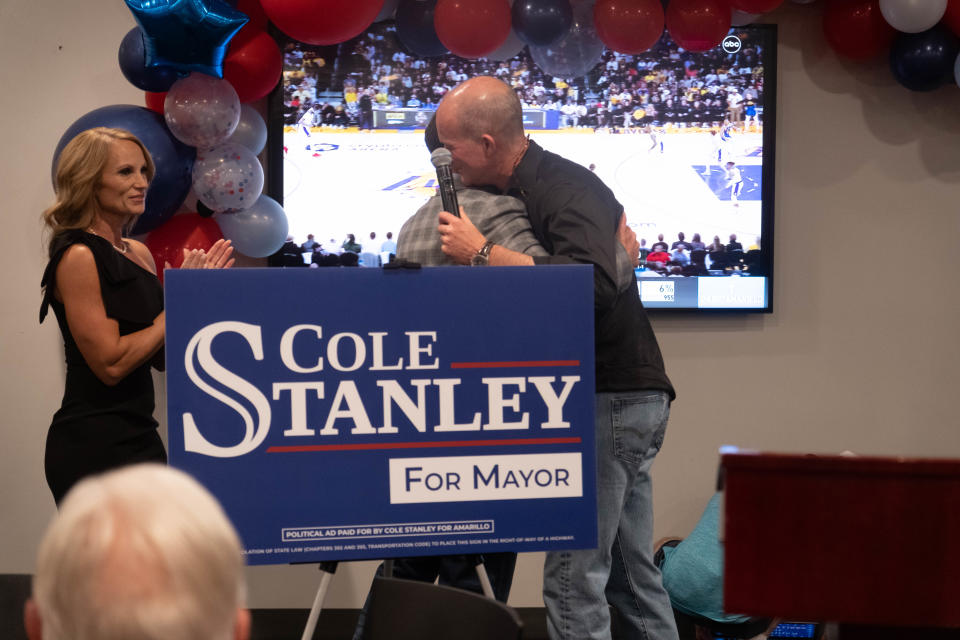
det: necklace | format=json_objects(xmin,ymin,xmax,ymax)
[
  {"xmin": 87, "ymin": 228, "xmax": 128, "ymax": 254},
  {"xmin": 511, "ymin": 135, "xmax": 530, "ymax": 174}
]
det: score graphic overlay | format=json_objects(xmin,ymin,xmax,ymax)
[{"xmin": 165, "ymin": 267, "xmax": 597, "ymax": 564}]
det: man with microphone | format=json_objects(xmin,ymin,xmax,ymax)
[
  {"xmin": 395, "ymin": 117, "xmax": 547, "ymax": 266},
  {"xmin": 349, "ymin": 118, "xmax": 550, "ymax": 640},
  {"xmin": 433, "ymin": 76, "xmax": 677, "ymax": 640}
]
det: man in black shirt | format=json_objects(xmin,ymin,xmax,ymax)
[{"xmin": 435, "ymin": 77, "xmax": 678, "ymax": 640}]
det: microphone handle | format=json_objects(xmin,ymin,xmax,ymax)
[{"xmin": 436, "ymin": 166, "xmax": 460, "ymax": 217}]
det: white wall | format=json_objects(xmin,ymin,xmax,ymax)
[{"xmin": 2, "ymin": 0, "xmax": 959, "ymax": 610}]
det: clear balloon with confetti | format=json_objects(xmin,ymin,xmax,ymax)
[{"xmin": 192, "ymin": 142, "xmax": 263, "ymax": 213}]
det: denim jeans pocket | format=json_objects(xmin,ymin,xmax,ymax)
[{"xmin": 610, "ymin": 391, "xmax": 670, "ymax": 467}]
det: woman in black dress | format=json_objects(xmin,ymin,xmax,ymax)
[{"xmin": 40, "ymin": 127, "xmax": 233, "ymax": 504}]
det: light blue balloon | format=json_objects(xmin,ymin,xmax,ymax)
[
  {"xmin": 214, "ymin": 194, "xmax": 288, "ymax": 257},
  {"xmin": 226, "ymin": 104, "xmax": 267, "ymax": 155}
]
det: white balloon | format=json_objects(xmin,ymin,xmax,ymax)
[
  {"xmin": 732, "ymin": 10, "xmax": 761, "ymax": 26},
  {"xmin": 226, "ymin": 105, "xmax": 267, "ymax": 155},
  {"xmin": 164, "ymin": 73, "xmax": 240, "ymax": 148},
  {"xmin": 879, "ymin": 0, "xmax": 947, "ymax": 34}
]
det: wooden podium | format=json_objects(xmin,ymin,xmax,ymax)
[{"xmin": 720, "ymin": 451, "xmax": 960, "ymax": 638}]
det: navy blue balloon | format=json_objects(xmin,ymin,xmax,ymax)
[
  {"xmin": 124, "ymin": 0, "xmax": 248, "ymax": 78},
  {"xmin": 118, "ymin": 27, "xmax": 180, "ymax": 92},
  {"xmin": 396, "ymin": 0, "xmax": 449, "ymax": 58},
  {"xmin": 513, "ymin": 0, "xmax": 573, "ymax": 47},
  {"xmin": 52, "ymin": 106, "xmax": 196, "ymax": 235},
  {"xmin": 889, "ymin": 25, "xmax": 960, "ymax": 92}
]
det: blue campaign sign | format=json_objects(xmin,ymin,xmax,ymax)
[{"xmin": 165, "ymin": 266, "xmax": 596, "ymax": 565}]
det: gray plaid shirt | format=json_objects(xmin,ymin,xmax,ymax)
[
  {"xmin": 397, "ymin": 180, "xmax": 548, "ymax": 265},
  {"xmin": 397, "ymin": 179, "xmax": 634, "ymax": 290}
]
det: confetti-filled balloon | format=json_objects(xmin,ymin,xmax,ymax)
[
  {"xmin": 164, "ymin": 73, "xmax": 241, "ymax": 148},
  {"xmin": 193, "ymin": 142, "xmax": 264, "ymax": 213}
]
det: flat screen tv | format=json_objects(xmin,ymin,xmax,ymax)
[{"xmin": 267, "ymin": 22, "xmax": 776, "ymax": 312}]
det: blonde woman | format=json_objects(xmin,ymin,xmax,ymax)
[{"xmin": 39, "ymin": 127, "xmax": 233, "ymax": 505}]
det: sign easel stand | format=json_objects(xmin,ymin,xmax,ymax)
[{"xmin": 300, "ymin": 556, "xmax": 495, "ymax": 640}]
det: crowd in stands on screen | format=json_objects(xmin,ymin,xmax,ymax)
[
  {"xmin": 269, "ymin": 231, "xmax": 396, "ymax": 268},
  {"xmin": 638, "ymin": 232, "xmax": 763, "ymax": 276},
  {"xmin": 281, "ymin": 26, "xmax": 763, "ymax": 132}
]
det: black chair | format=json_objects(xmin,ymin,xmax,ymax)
[
  {"xmin": 0, "ymin": 574, "xmax": 32, "ymax": 640},
  {"xmin": 361, "ymin": 576, "xmax": 523, "ymax": 640}
]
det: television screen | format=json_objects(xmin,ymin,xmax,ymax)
[{"xmin": 268, "ymin": 22, "xmax": 776, "ymax": 312}]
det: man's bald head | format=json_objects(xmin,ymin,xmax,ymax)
[
  {"xmin": 435, "ymin": 77, "xmax": 527, "ymax": 189},
  {"xmin": 438, "ymin": 76, "xmax": 525, "ymax": 145}
]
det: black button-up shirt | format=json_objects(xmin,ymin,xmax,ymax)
[{"xmin": 507, "ymin": 141, "xmax": 675, "ymax": 398}]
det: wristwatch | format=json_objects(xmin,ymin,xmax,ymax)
[{"xmin": 471, "ymin": 241, "xmax": 495, "ymax": 266}]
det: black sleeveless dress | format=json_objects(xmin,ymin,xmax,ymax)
[{"xmin": 40, "ymin": 230, "xmax": 166, "ymax": 504}]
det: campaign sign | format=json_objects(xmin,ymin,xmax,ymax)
[{"xmin": 165, "ymin": 266, "xmax": 596, "ymax": 565}]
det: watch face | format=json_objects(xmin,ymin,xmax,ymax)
[{"xmin": 470, "ymin": 254, "xmax": 487, "ymax": 266}]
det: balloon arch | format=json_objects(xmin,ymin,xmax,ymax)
[{"xmin": 58, "ymin": 0, "xmax": 960, "ymax": 264}]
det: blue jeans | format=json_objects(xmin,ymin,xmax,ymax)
[{"xmin": 544, "ymin": 390, "xmax": 678, "ymax": 640}]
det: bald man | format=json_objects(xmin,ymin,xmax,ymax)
[
  {"xmin": 435, "ymin": 77, "xmax": 678, "ymax": 640},
  {"xmin": 24, "ymin": 464, "xmax": 249, "ymax": 640}
]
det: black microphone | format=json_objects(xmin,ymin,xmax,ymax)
[{"xmin": 430, "ymin": 148, "xmax": 460, "ymax": 217}]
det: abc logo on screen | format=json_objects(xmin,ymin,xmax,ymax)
[{"xmin": 722, "ymin": 36, "xmax": 742, "ymax": 54}]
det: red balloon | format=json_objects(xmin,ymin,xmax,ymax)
[
  {"xmin": 224, "ymin": 30, "xmax": 283, "ymax": 103},
  {"xmin": 260, "ymin": 0, "xmax": 384, "ymax": 45},
  {"xmin": 144, "ymin": 214, "xmax": 223, "ymax": 283},
  {"xmin": 434, "ymin": 0, "xmax": 511, "ymax": 58},
  {"xmin": 943, "ymin": 0, "xmax": 960, "ymax": 37},
  {"xmin": 822, "ymin": 0, "xmax": 895, "ymax": 60},
  {"xmin": 594, "ymin": 0, "xmax": 664, "ymax": 54},
  {"xmin": 665, "ymin": 0, "xmax": 730, "ymax": 52},
  {"xmin": 145, "ymin": 91, "xmax": 166, "ymax": 114},
  {"xmin": 729, "ymin": 0, "xmax": 783, "ymax": 13},
  {"xmin": 232, "ymin": 0, "xmax": 270, "ymax": 47}
]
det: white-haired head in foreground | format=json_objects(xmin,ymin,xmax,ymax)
[{"xmin": 25, "ymin": 464, "xmax": 249, "ymax": 640}]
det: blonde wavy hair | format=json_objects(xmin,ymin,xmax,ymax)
[{"xmin": 43, "ymin": 127, "xmax": 155, "ymax": 249}]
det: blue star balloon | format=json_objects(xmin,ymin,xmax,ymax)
[{"xmin": 125, "ymin": 0, "xmax": 248, "ymax": 78}]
